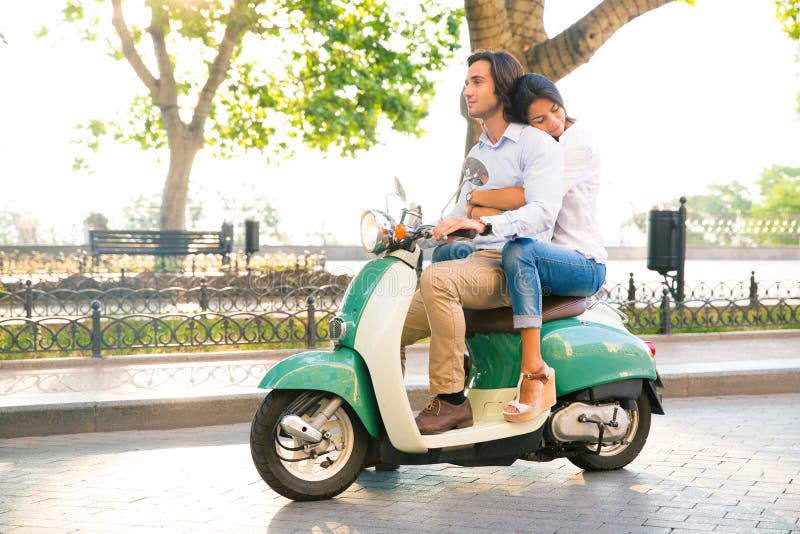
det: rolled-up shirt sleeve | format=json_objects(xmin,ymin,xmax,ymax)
[
  {"xmin": 482, "ymin": 132, "xmax": 563, "ymax": 239},
  {"xmin": 447, "ymin": 180, "xmax": 473, "ymax": 219}
]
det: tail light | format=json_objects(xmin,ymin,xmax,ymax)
[{"xmin": 644, "ymin": 341, "xmax": 656, "ymax": 361}]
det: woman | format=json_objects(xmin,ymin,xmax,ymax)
[{"xmin": 468, "ymin": 73, "xmax": 607, "ymax": 422}]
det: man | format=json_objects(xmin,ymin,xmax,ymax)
[{"xmin": 401, "ymin": 50, "xmax": 564, "ymax": 434}]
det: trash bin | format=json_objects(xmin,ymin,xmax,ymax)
[
  {"xmin": 245, "ymin": 217, "xmax": 260, "ymax": 255},
  {"xmin": 646, "ymin": 197, "xmax": 687, "ymax": 303},
  {"xmin": 647, "ymin": 209, "xmax": 681, "ymax": 276}
]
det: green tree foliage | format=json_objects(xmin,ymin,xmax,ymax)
[
  {"xmin": 630, "ymin": 166, "xmax": 800, "ymax": 246},
  {"xmin": 55, "ymin": 0, "xmax": 462, "ymax": 230},
  {"xmin": 755, "ymin": 165, "xmax": 800, "ymax": 219},
  {"xmin": 776, "ymin": 0, "xmax": 800, "ymax": 113},
  {"xmin": 0, "ymin": 208, "xmax": 21, "ymax": 245},
  {"xmin": 776, "ymin": 0, "xmax": 800, "ymax": 40},
  {"xmin": 122, "ymin": 193, "xmax": 161, "ymax": 229}
]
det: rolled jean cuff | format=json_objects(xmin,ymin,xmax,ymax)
[{"xmin": 513, "ymin": 314, "xmax": 542, "ymax": 329}]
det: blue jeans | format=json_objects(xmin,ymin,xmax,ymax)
[
  {"xmin": 502, "ymin": 238, "xmax": 606, "ymax": 329},
  {"xmin": 431, "ymin": 241, "xmax": 477, "ymax": 263}
]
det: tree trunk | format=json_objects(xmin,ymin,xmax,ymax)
[
  {"xmin": 159, "ymin": 136, "xmax": 201, "ymax": 230},
  {"xmin": 111, "ymin": 0, "xmax": 249, "ymax": 231}
]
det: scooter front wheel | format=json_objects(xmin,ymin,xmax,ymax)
[
  {"xmin": 250, "ymin": 389, "xmax": 367, "ymax": 501},
  {"xmin": 568, "ymin": 390, "xmax": 652, "ymax": 471}
]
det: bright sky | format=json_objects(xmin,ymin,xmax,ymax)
[{"xmin": 1, "ymin": 0, "xmax": 798, "ymax": 246}]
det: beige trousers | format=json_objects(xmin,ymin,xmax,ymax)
[{"xmin": 400, "ymin": 250, "xmax": 511, "ymax": 394}]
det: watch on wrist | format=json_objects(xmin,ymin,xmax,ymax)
[
  {"xmin": 466, "ymin": 191, "xmax": 474, "ymax": 204},
  {"xmin": 480, "ymin": 222, "xmax": 493, "ymax": 236}
]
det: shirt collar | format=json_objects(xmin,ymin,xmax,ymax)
[{"xmin": 478, "ymin": 122, "xmax": 524, "ymax": 148}]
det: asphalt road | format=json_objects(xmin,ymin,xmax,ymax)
[{"xmin": 1, "ymin": 394, "xmax": 798, "ymax": 533}]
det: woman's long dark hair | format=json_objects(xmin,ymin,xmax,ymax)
[{"xmin": 511, "ymin": 73, "xmax": 575, "ymax": 132}]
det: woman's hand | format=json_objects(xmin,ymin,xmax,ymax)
[
  {"xmin": 469, "ymin": 206, "xmax": 502, "ymax": 220},
  {"xmin": 469, "ymin": 187, "xmax": 525, "ymax": 211},
  {"xmin": 432, "ymin": 216, "xmax": 486, "ymax": 240}
]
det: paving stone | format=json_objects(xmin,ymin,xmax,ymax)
[{"xmin": 1, "ymin": 395, "xmax": 800, "ymax": 532}]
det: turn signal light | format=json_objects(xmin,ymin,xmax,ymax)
[{"xmin": 394, "ymin": 224, "xmax": 406, "ymax": 239}]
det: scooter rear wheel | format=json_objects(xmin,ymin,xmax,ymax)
[
  {"xmin": 250, "ymin": 389, "xmax": 367, "ymax": 501},
  {"xmin": 568, "ymin": 391, "xmax": 652, "ymax": 471}
]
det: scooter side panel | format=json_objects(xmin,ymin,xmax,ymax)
[
  {"xmin": 257, "ymin": 348, "xmax": 381, "ymax": 437},
  {"xmin": 466, "ymin": 318, "xmax": 657, "ymax": 396},
  {"xmin": 336, "ymin": 257, "xmax": 399, "ymax": 348}
]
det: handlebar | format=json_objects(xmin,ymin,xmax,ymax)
[
  {"xmin": 449, "ymin": 229, "xmax": 477, "ymax": 239},
  {"xmin": 408, "ymin": 225, "xmax": 477, "ymax": 242}
]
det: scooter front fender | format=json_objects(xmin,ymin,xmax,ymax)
[{"xmin": 257, "ymin": 347, "xmax": 381, "ymax": 437}]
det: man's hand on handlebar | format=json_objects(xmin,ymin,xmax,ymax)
[{"xmin": 432, "ymin": 216, "xmax": 485, "ymax": 241}]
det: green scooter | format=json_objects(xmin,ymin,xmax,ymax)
[{"xmin": 250, "ymin": 207, "xmax": 663, "ymax": 501}]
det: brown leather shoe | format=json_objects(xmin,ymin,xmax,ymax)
[{"xmin": 415, "ymin": 397, "xmax": 473, "ymax": 435}]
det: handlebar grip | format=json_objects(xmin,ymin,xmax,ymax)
[{"xmin": 449, "ymin": 229, "xmax": 477, "ymax": 239}]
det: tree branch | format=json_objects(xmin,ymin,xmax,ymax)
[
  {"xmin": 146, "ymin": 2, "xmax": 182, "ymax": 136},
  {"xmin": 110, "ymin": 0, "xmax": 157, "ymax": 94},
  {"xmin": 526, "ymin": 0, "xmax": 674, "ymax": 81},
  {"xmin": 188, "ymin": 0, "xmax": 249, "ymax": 138}
]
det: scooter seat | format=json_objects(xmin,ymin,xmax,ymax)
[{"xmin": 464, "ymin": 296, "xmax": 586, "ymax": 334}]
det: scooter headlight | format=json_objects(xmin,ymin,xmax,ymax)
[{"xmin": 360, "ymin": 209, "xmax": 395, "ymax": 254}]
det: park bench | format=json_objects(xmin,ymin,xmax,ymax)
[{"xmin": 89, "ymin": 222, "xmax": 233, "ymax": 263}]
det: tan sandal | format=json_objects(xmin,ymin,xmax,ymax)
[{"xmin": 502, "ymin": 366, "xmax": 556, "ymax": 423}]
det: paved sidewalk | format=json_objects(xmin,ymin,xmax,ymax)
[
  {"xmin": 1, "ymin": 330, "xmax": 798, "ymax": 438},
  {"xmin": 1, "ymin": 394, "xmax": 799, "ymax": 532}
]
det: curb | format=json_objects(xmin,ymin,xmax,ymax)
[
  {"xmin": 0, "ymin": 394, "xmax": 267, "ymax": 439},
  {"xmin": 3, "ymin": 365, "xmax": 799, "ymax": 439}
]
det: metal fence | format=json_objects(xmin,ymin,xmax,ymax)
[
  {"xmin": 600, "ymin": 273, "xmax": 800, "ymax": 334},
  {"xmin": 0, "ymin": 297, "xmax": 334, "ymax": 357},
  {"xmin": 0, "ymin": 279, "xmax": 349, "ymax": 318},
  {"xmin": 1, "ymin": 272, "xmax": 798, "ymax": 357}
]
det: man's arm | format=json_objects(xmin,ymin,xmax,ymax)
[{"xmin": 479, "ymin": 131, "xmax": 564, "ymax": 238}]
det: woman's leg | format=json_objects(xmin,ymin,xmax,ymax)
[
  {"xmin": 501, "ymin": 239, "xmax": 552, "ymax": 415},
  {"xmin": 501, "ymin": 239, "xmax": 607, "ymax": 415},
  {"xmin": 525, "ymin": 240, "xmax": 607, "ymax": 298}
]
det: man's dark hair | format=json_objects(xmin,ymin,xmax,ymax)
[
  {"xmin": 467, "ymin": 50, "xmax": 524, "ymax": 123},
  {"xmin": 511, "ymin": 73, "xmax": 574, "ymax": 129}
]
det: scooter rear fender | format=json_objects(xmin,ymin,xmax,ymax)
[
  {"xmin": 466, "ymin": 318, "xmax": 658, "ymax": 396},
  {"xmin": 257, "ymin": 347, "xmax": 381, "ymax": 437}
]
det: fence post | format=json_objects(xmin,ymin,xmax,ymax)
[
  {"xmin": 120, "ymin": 268, "xmax": 126, "ymax": 286},
  {"xmin": 91, "ymin": 300, "xmax": 102, "ymax": 358},
  {"xmin": 199, "ymin": 277, "xmax": 209, "ymax": 312},
  {"xmin": 306, "ymin": 295, "xmax": 316, "ymax": 348},
  {"xmin": 627, "ymin": 273, "xmax": 636, "ymax": 303},
  {"xmin": 660, "ymin": 288, "xmax": 671, "ymax": 335},
  {"xmin": 749, "ymin": 271, "xmax": 758, "ymax": 307},
  {"xmin": 25, "ymin": 280, "xmax": 33, "ymax": 319}
]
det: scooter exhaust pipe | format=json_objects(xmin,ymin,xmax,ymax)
[{"xmin": 280, "ymin": 415, "xmax": 323, "ymax": 443}]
